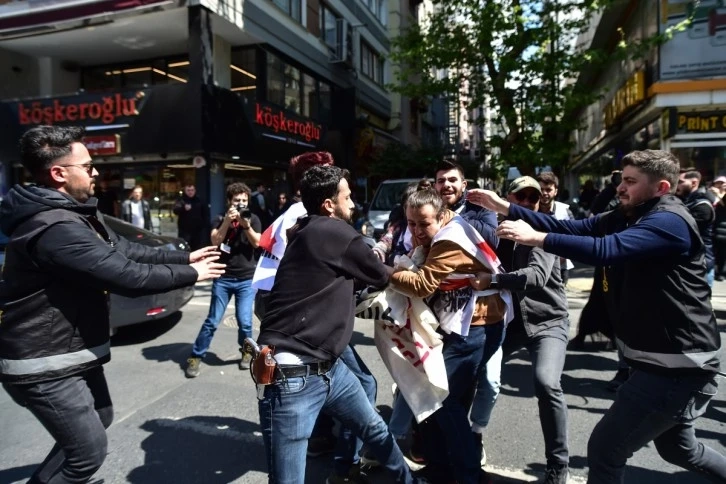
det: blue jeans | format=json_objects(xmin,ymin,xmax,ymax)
[
  {"xmin": 258, "ymin": 359, "xmax": 414, "ymax": 484},
  {"xmin": 587, "ymin": 370, "xmax": 726, "ymax": 483},
  {"xmin": 333, "ymin": 345, "xmax": 377, "ymax": 474},
  {"xmin": 389, "ymin": 390, "xmax": 414, "ymax": 440},
  {"xmin": 3, "ymin": 366, "xmax": 113, "ymax": 484},
  {"xmin": 470, "ymin": 345, "xmax": 503, "ymax": 433},
  {"xmin": 423, "ymin": 323, "xmax": 505, "ymax": 484},
  {"xmin": 191, "ymin": 276, "xmax": 255, "ymax": 356}
]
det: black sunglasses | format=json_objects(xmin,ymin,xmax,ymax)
[
  {"xmin": 58, "ymin": 162, "xmax": 95, "ymax": 175},
  {"xmin": 514, "ymin": 191, "xmax": 540, "ymax": 204}
]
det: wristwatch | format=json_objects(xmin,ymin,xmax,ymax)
[{"xmin": 489, "ymin": 274, "xmax": 498, "ymax": 289}]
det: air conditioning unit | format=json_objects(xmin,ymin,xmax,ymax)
[{"xmin": 329, "ymin": 19, "xmax": 351, "ymax": 64}]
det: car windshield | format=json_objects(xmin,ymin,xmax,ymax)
[{"xmin": 371, "ymin": 183, "xmax": 409, "ymax": 211}]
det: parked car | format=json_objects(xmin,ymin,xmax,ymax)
[
  {"xmin": 368, "ymin": 178, "xmax": 425, "ymax": 239},
  {"xmin": 0, "ymin": 216, "xmax": 194, "ymax": 336}
]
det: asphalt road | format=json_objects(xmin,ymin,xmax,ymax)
[{"xmin": 1, "ymin": 266, "xmax": 725, "ymax": 484}]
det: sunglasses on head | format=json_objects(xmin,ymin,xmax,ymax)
[{"xmin": 514, "ymin": 191, "xmax": 540, "ymax": 204}]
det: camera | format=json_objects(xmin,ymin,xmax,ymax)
[{"xmin": 236, "ymin": 204, "xmax": 252, "ymax": 219}]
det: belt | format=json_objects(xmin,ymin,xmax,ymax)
[{"xmin": 275, "ymin": 361, "xmax": 333, "ymax": 379}]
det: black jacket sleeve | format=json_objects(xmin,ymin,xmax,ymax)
[
  {"xmin": 111, "ymin": 230, "xmax": 190, "ymax": 265},
  {"xmin": 340, "ymin": 235, "xmax": 393, "ymax": 289},
  {"xmin": 32, "ymin": 221, "xmax": 198, "ymax": 297}
]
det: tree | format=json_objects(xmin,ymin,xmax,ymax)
[{"xmin": 389, "ymin": 0, "xmax": 692, "ymax": 177}]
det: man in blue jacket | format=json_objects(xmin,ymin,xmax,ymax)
[
  {"xmin": 467, "ymin": 150, "xmax": 726, "ymax": 483},
  {"xmin": 0, "ymin": 125, "xmax": 225, "ymax": 484}
]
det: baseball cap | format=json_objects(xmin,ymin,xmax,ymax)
[
  {"xmin": 508, "ymin": 176, "xmax": 542, "ymax": 194},
  {"xmin": 714, "ymin": 176, "xmax": 726, "ymax": 184}
]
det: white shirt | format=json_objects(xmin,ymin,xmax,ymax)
[{"xmin": 129, "ymin": 200, "xmax": 144, "ymax": 229}]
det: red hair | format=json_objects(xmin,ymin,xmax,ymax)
[{"xmin": 289, "ymin": 151, "xmax": 334, "ymax": 187}]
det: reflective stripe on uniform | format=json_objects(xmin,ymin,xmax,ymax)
[
  {"xmin": 619, "ymin": 339, "xmax": 722, "ymax": 369},
  {"xmin": 0, "ymin": 343, "xmax": 110, "ymax": 376}
]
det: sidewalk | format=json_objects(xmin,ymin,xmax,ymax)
[{"xmin": 564, "ymin": 263, "xmax": 726, "ymax": 315}]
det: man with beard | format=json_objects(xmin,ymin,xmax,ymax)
[
  {"xmin": 434, "ymin": 159, "xmax": 498, "ymax": 247},
  {"xmin": 256, "ymin": 165, "xmax": 416, "ymax": 484},
  {"xmin": 467, "ymin": 150, "xmax": 726, "ymax": 483},
  {"xmin": 676, "ymin": 169, "xmax": 715, "ymax": 287},
  {"xmin": 0, "ymin": 125, "xmax": 225, "ymax": 484},
  {"xmin": 536, "ymin": 172, "xmax": 574, "ymax": 285}
]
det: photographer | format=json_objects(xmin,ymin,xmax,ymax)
[{"xmin": 185, "ymin": 183, "xmax": 261, "ymax": 378}]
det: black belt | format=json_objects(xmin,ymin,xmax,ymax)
[{"xmin": 276, "ymin": 361, "xmax": 333, "ymax": 379}]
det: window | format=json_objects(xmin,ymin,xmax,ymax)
[
  {"xmin": 320, "ymin": 4, "xmax": 341, "ymax": 52},
  {"xmin": 319, "ymin": 81, "xmax": 331, "ymax": 123},
  {"xmin": 272, "ymin": 0, "xmax": 302, "ymax": 23},
  {"xmin": 361, "ymin": 0, "xmax": 385, "ymax": 24},
  {"xmin": 284, "ymin": 65, "xmax": 302, "ymax": 114},
  {"xmin": 267, "ymin": 53, "xmax": 286, "ymax": 106},
  {"xmin": 303, "ymin": 73, "xmax": 318, "ymax": 118},
  {"xmin": 82, "ymin": 57, "xmax": 189, "ymax": 91},
  {"xmin": 231, "ymin": 48, "xmax": 257, "ymax": 103},
  {"xmin": 360, "ymin": 42, "xmax": 384, "ymax": 85}
]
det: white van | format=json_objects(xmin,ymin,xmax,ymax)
[{"xmin": 368, "ymin": 178, "xmax": 425, "ymax": 238}]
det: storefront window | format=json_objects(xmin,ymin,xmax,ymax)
[
  {"xmin": 94, "ymin": 163, "xmax": 197, "ymax": 235},
  {"xmin": 231, "ymin": 48, "xmax": 257, "ymax": 103},
  {"xmin": 267, "ymin": 54, "xmax": 285, "ymax": 107},
  {"xmin": 284, "ymin": 66, "xmax": 301, "ymax": 114},
  {"xmin": 82, "ymin": 57, "xmax": 189, "ymax": 91},
  {"xmin": 303, "ymin": 74, "xmax": 318, "ymax": 118},
  {"xmin": 671, "ymin": 146, "xmax": 726, "ymax": 182}
]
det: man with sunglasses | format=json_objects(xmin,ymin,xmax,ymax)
[
  {"xmin": 0, "ymin": 125, "xmax": 225, "ymax": 484},
  {"xmin": 469, "ymin": 176, "xmax": 571, "ymax": 484}
]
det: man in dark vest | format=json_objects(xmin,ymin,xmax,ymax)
[
  {"xmin": 467, "ymin": 150, "xmax": 726, "ymax": 483},
  {"xmin": 0, "ymin": 125, "xmax": 225, "ymax": 484}
]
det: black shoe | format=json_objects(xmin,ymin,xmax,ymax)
[
  {"xmin": 542, "ymin": 464, "xmax": 568, "ymax": 484},
  {"xmin": 307, "ymin": 436, "xmax": 336, "ymax": 457},
  {"xmin": 716, "ymin": 275, "xmax": 724, "ymax": 282},
  {"xmin": 607, "ymin": 368, "xmax": 630, "ymax": 392}
]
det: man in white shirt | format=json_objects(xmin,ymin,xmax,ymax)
[{"xmin": 121, "ymin": 185, "xmax": 152, "ymax": 231}]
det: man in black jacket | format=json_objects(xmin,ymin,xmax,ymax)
[
  {"xmin": 256, "ymin": 165, "xmax": 416, "ymax": 484},
  {"xmin": 173, "ymin": 183, "xmax": 208, "ymax": 250},
  {"xmin": 677, "ymin": 169, "xmax": 716, "ymax": 287},
  {"xmin": 0, "ymin": 125, "xmax": 225, "ymax": 484}
]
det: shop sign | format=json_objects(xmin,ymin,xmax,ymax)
[
  {"xmin": 83, "ymin": 135, "xmax": 120, "ymax": 156},
  {"xmin": 13, "ymin": 90, "xmax": 147, "ymax": 127},
  {"xmin": 604, "ymin": 71, "xmax": 646, "ymax": 129},
  {"xmin": 253, "ymin": 102, "xmax": 323, "ymax": 144},
  {"xmin": 663, "ymin": 108, "xmax": 726, "ymax": 138}
]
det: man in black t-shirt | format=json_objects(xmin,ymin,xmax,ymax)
[{"xmin": 185, "ymin": 182, "xmax": 261, "ymax": 378}]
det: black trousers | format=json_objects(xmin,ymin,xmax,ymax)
[{"xmin": 3, "ymin": 366, "xmax": 114, "ymax": 484}]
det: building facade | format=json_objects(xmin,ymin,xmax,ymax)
[
  {"xmin": 0, "ymin": 0, "xmax": 393, "ymax": 227},
  {"xmin": 569, "ymin": 0, "xmax": 726, "ymax": 194}
]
